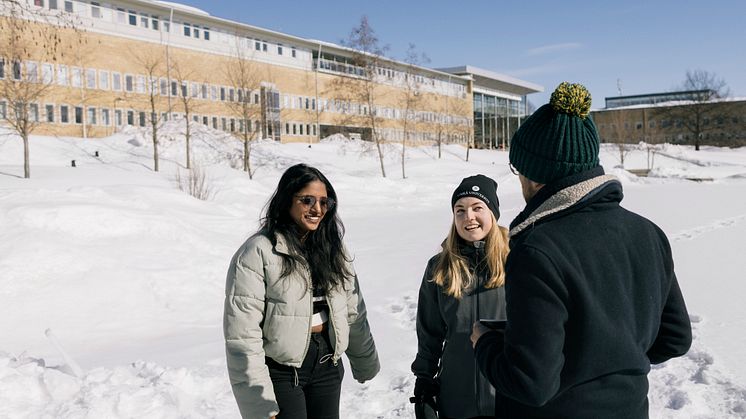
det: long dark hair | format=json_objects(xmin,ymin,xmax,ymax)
[{"xmin": 261, "ymin": 163, "xmax": 352, "ymax": 291}]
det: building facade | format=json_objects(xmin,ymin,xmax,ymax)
[
  {"xmin": 592, "ymin": 92, "xmax": 746, "ymax": 148},
  {"xmin": 1, "ymin": 0, "xmax": 542, "ymax": 145}
]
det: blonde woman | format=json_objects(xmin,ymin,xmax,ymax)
[{"xmin": 411, "ymin": 174, "xmax": 509, "ymax": 419}]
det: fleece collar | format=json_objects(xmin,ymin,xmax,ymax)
[{"xmin": 509, "ymin": 174, "xmax": 620, "ymax": 238}]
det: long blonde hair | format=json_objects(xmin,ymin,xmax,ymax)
[{"xmin": 432, "ymin": 212, "xmax": 510, "ymax": 298}]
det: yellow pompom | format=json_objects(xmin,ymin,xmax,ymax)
[{"xmin": 549, "ymin": 82, "xmax": 592, "ymax": 118}]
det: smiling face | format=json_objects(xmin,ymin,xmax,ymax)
[
  {"xmin": 453, "ymin": 196, "xmax": 494, "ymax": 243},
  {"xmin": 289, "ymin": 180, "xmax": 329, "ymax": 235}
]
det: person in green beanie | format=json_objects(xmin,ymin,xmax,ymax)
[{"xmin": 470, "ymin": 82, "xmax": 692, "ymax": 418}]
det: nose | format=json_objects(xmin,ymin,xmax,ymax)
[{"xmin": 310, "ymin": 199, "xmax": 323, "ymax": 214}]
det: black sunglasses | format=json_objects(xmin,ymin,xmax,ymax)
[{"xmin": 295, "ymin": 195, "xmax": 336, "ymax": 210}]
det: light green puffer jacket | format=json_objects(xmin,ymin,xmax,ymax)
[{"xmin": 224, "ymin": 232, "xmax": 380, "ymax": 419}]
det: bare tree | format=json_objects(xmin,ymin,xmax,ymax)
[
  {"xmin": 130, "ymin": 45, "xmax": 168, "ymax": 172},
  {"xmin": 330, "ymin": 15, "xmax": 390, "ymax": 177},
  {"xmin": 0, "ymin": 1, "xmax": 78, "ymax": 178},
  {"xmin": 654, "ymin": 69, "xmax": 730, "ymax": 151},
  {"xmin": 224, "ymin": 35, "xmax": 263, "ymax": 178},
  {"xmin": 399, "ymin": 44, "xmax": 428, "ymax": 179},
  {"xmin": 606, "ymin": 109, "xmax": 634, "ymax": 167},
  {"xmin": 171, "ymin": 58, "xmax": 202, "ymax": 169}
]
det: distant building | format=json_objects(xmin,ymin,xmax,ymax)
[
  {"xmin": 592, "ymin": 91, "xmax": 746, "ymax": 147},
  {"xmin": 0, "ymin": 0, "xmax": 542, "ymax": 144}
]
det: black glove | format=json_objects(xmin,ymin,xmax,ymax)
[{"xmin": 410, "ymin": 378, "xmax": 439, "ymax": 419}]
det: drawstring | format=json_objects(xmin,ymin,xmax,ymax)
[
  {"xmin": 293, "ymin": 367, "xmax": 299, "ymax": 387},
  {"xmin": 319, "ymin": 353, "xmax": 333, "ymax": 364}
]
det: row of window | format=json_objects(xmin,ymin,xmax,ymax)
[
  {"xmin": 34, "ymin": 0, "xmax": 307, "ymax": 62},
  {"xmin": 599, "ymin": 115, "xmax": 745, "ymax": 131}
]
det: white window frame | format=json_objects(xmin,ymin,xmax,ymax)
[
  {"xmin": 41, "ymin": 63, "xmax": 53, "ymax": 84},
  {"xmin": 59, "ymin": 104, "xmax": 69, "ymax": 123},
  {"xmin": 71, "ymin": 67, "xmax": 83, "ymax": 88},
  {"xmin": 26, "ymin": 61, "xmax": 39, "ymax": 83},
  {"xmin": 85, "ymin": 68, "xmax": 96, "ymax": 89},
  {"xmin": 0, "ymin": 101, "xmax": 7, "ymax": 120},
  {"xmin": 98, "ymin": 70, "xmax": 109, "ymax": 90},
  {"xmin": 91, "ymin": 1, "xmax": 101, "ymax": 18},
  {"xmin": 112, "ymin": 72, "xmax": 122, "ymax": 91},
  {"xmin": 87, "ymin": 106, "xmax": 97, "ymax": 125},
  {"xmin": 45, "ymin": 103, "xmax": 55, "ymax": 122},
  {"xmin": 136, "ymin": 75, "xmax": 145, "ymax": 94},
  {"xmin": 101, "ymin": 108, "xmax": 110, "ymax": 126},
  {"xmin": 124, "ymin": 74, "xmax": 134, "ymax": 92}
]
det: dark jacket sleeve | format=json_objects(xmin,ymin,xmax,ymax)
[
  {"xmin": 411, "ymin": 257, "xmax": 447, "ymax": 382},
  {"xmin": 475, "ymin": 244, "xmax": 567, "ymax": 407},
  {"xmin": 647, "ymin": 272, "xmax": 692, "ymax": 363}
]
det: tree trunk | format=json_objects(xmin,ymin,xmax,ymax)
[
  {"xmin": 22, "ymin": 132, "xmax": 30, "ymax": 179},
  {"xmin": 185, "ymin": 120, "xmax": 191, "ymax": 169},
  {"xmin": 244, "ymin": 135, "xmax": 253, "ymax": 179},
  {"xmin": 437, "ymin": 131, "xmax": 442, "ymax": 159},
  {"xmin": 152, "ymin": 130, "xmax": 159, "ymax": 172},
  {"xmin": 466, "ymin": 138, "xmax": 471, "ymax": 162},
  {"xmin": 401, "ymin": 132, "xmax": 406, "ymax": 179}
]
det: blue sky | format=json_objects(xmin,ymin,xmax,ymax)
[{"xmin": 176, "ymin": 0, "xmax": 746, "ymax": 109}]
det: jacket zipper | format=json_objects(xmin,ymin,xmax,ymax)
[{"xmin": 298, "ymin": 265, "xmax": 314, "ymax": 366}]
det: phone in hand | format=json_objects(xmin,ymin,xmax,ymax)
[{"xmin": 479, "ymin": 319, "xmax": 507, "ymax": 331}]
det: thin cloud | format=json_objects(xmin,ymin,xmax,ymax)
[
  {"xmin": 507, "ymin": 63, "xmax": 570, "ymax": 77},
  {"xmin": 525, "ymin": 43, "xmax": 582, "ymax": 57}
]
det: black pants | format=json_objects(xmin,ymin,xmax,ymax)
[{"xmin": 267, "ymin": 332, "xmax": 344, "ymax": 419}]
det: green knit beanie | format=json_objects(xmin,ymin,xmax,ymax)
[{"xmin": 509, "ymin": 82, "xmax": 600, "ymax": 184}]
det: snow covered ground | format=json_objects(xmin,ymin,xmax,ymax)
[{"xmin": 1, "ymin": 123, "xmax": 745, "ymax": 418}]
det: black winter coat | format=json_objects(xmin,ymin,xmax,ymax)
[
  {"xmin": 475, "ymin": 167, "xmax": 692, "ymax": 419},
  {"xmin": 412, "ymin": 241, "xmax": 506, "ymax": 418}
]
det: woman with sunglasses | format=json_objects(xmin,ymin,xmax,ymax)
[
  {"xmin": 224, "ymin": 163, "xmax": 380, "ymax": 419},
  {"xmin": 411, "ymin": 174, "xmax": 509, "ymax": 419}
]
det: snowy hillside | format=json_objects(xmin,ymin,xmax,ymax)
[{"xmin": 1, "ymin": 123, "xmax": 745, "ymax": 418}]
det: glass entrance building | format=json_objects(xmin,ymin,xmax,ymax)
[{"xmin": 440, "ymin": 66, "xmax": 543, "ymax": 149}]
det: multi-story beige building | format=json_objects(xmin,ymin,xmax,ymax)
[
  {"xmin": 592, "ymin": 91, "xmax": 746, "ymax": 148},
  {"xmin": 1, "ymin": 0, "xmax": 541, "ymax": 145}
]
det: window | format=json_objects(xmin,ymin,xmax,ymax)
[
  {"xmin": 42, "ymin": 63, "xmax": 53, "ymax": 84},
  {"xmin": 125, "ymin": 75, "xmax": 134, "ymax": 92},
  {"xmin": 91, "ymin": 2, "xmax": 101, "ymax": 18},
  {"xmin": 64, "ymin": 1, "xmax": 73, "ymax": 13},
  {"xmin": 99, "ymin": 70, "xmax": 109, "ymax": 90},
  {"xmin": 140, "ymin": 14, "xmax": 149, "ymax": 29},
  {"xmin": 101, "ymin": 108, "xmax": 110, "ymax": 126},
  {"xmin": 116, "ymin": 8, "xmax": 126, "ymax": 24},
  {"xmin": 278, "ymin": 45, "xmax": 283, "ymax": 55},
  {"xmin": 180, "ymin": 82, "xmax": 187, "ymax": 97},
  {"xmin": 220, "ymin": 87, "xmax": 225, "ymax": 101},
  {"xmin": 255, "ymin": 41, "xmax": 260, "ymax": 51},
  {"xmin": 139, "ymin": 111, "xmax": 145, "ymax": 127},
  {"xmin": 12, "ymin": 60, "xmax": 22, "ymax": 80},
  {"xmin": 87, "ymin": 107, "xmax": 97, "ymax": 125},
  {"xmin": 171, "ymin": 81, "xmax": 177, "ymax": 96},
  {"xmin": 136, "ymin": 75, "xmax": 145, "ymax": 94},
  {"xmin": 112, "ymin": 72, "xmax": 121, "ymax": 91},
  {"xmin": 128, "ymin": 10, "xmax": 137, "ymax": 26},
  {"xmin": 210, "ymin": 86, "xmax": 217, "ymax": 101},
  {"xmin": 0, "ymin": 58, "xmax": 5, "ymax": 79},
  {"xmin": 229, "ymin": 88, "xmax": 234, "ymax": 102},
  {"xmin": 202, "ymin": 116, "xmax": 208, "ymax": 125},
  {"xmin": 291, "ymin": 47, "xmax": 296, "ymax": 58},
  {"xmin": 193, "ymin": 25, "xmax": 200, "ymax": 39},
  {"xmin": 34, "ymin": 0, "xmax": 44, "ymax": 6},
  {"xmin": 201, "ymin": 84, "xmax": 208, "ymax": 99},
  {"xmin": 115, "ymin": 109, "xmax": 122, "ymax": 125},
  {"xmin": 60, "ymin": 105, "xmax": 69, "ymax": 123},
  {"xmin": 127, "ymin": 110, "xmax": 134, "ymax": 125},
  {"xmin": 71, "ymin": 67, "xmax": 82, "ymax": 87},
  {"xmin": 0, "ymin": 101, "xmax": 6, "ymax": 120},
  {"xmin": 263, "ymin": 42, "xmax": 267, "ymax": 52},
  {"xmin": 45, "ymin": 104, "xmax": 54, "ymax": 122},
  {"xmin": 163, "ymin": 21, "xmax": 170, "ymax": 32},
  {"xmin": 86, "ymin": 69, "xmax": 96, "ymax": 89},
  {"xmin": 27, "ymin": 62, "xmax": 39, "ymax": 82},
  {"xmin": 160, "ymin": 79, "xmax": 168, "ymax": 96},
  {"xmin": 212, "ymin": 117, "xmax": 217, "ymax": 129},
  {"xmin": 74, "ymin": 106, "xmax": 83, "ymax": 124},
  {"xmin": 183, "ymin": 23, "xmax": 191, "ymax": 37},
  {"xmin": 28, "ymin": 103, "xmax": 38, "ymax": 122},
  {"xmin": 48, "ymin": 0, "xmax": 58, "ymax": 10},
  {"xmin": 151, "ymin": 16, "xmax": 159, "ymax": 31},
  {"xmin": 203, "ymin": 28, "xmax": 210, "ymax": 40},
  {"xmin": 191, "ymin": 82, "xmax": 198, "ymax": 98}
]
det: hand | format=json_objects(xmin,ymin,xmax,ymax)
[
  {"xmin": 411, "ymin": 378, "xmax": 439, "ymax": 419},
  {"xmin": 471, "ymin": 321, "xmax": 491, "ymax": 348}
]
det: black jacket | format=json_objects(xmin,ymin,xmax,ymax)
[
  {"xmin": 475, "ymin": 167, "xmax": 692, "ymax": 419},
  {"xmin": 412, "ymin": 241, "xmax": 506, "ymax": 418}
]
